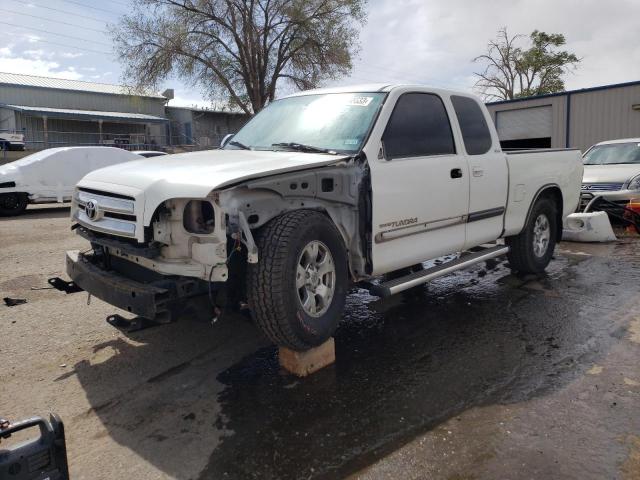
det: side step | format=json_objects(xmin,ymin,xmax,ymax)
[{"xmin": 369, "ymin": 245, "xmax": 510, "ymax": 297}]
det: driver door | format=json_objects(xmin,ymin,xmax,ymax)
[{"xmin": 367, "ymin": 91, "xmax": 469, "ymax": 275}]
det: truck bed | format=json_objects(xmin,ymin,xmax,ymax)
[{"xmin": 503, "ymin": 149, "xmax": 583, "ymax": 237}]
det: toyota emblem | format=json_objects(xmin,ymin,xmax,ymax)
[{"xmin": 85, "ymin": 200, "xmax": 98, "ymax": 220}]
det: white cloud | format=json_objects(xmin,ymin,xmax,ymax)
[
  {"xmin": 59, "ymin": 52, "xmax": 84, "ymax": 59},
  {"xmin": 0, "ymin": 56, "xmax": 84, "ymax": 80},
  {"xmin": 337, "ymin": 0, "xmax": 640, "ymax": 93}
]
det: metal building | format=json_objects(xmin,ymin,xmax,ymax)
[
  {"xmin": 166, "ymin": 106, "xmax": 250, "ymax": 148},
  {"xmin": 0, "ymin": 72, "xmax": 170, "ymax": 150},
  {"xmin": 485, "ymin": 80, "xmax": 640, "ymax": 152}
]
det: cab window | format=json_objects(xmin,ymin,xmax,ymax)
[
  {"xmin": 382, "ymin": 93, "xmax": 456, "ymax": 159},
  {"xmin": 451, "ymin": 95, "xmax": 492, "ymax": 155}
]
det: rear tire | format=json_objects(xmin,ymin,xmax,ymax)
[
  {"xmin": 0, "ymin": 192, "xmax": 28, "ymax": 216},
  {"xmin": 247, "ymin": 210, "xmax": 348, "ymax": 351},
  {"xmin": 506, "ymin": 196, "xmax": 558, "ymax": 273}
]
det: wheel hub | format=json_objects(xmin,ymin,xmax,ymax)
[
  {"xmin": 296, "ymin": 240, "xmax": 335, "ymax": 317},
  {"xmin": 533, "ymin": 213, "xmax": 551, "ymax": 258}
]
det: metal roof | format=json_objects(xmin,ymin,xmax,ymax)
[
  {"xmin": 1, "ymin": 104, "xmax": 169, "ymax": 123},
  {"xmin": 0, "ymin": 72, "xmax": 166, "ymax": 99},
  {"xmin": 486, "ymin": 79, "xmax": 640, "ymax": 106}
]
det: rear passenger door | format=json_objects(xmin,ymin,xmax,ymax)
[
  {"xmin": 368, "ymin": 91, "xmax": 470, "ymax": 275},
  {"xmin": 450, "ymin": 95, "xmax": 509, "ymax": 248}
]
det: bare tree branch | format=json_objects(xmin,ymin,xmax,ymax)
[{"xmin": 110, "ymin": 0, "xmax": 367, "ymax": 113}]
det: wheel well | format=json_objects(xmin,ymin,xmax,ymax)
[{"xmin": 537, "ymin": 186, "xmax": 564, "ymax": 242}]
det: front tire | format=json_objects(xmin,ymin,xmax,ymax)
[
  {"xmin": 0, "ymin": 192, "xmax": 28, "ymax": 216},
  {"xmin": 506, "ymin": 196, "xmax": 558, "ymax": 273},
  {"xmin": 247, "ymin": 210, "xmax": 348, "ymax": 351}
]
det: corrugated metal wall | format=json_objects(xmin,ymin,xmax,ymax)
[
  {"xmin": 569, "ymin": 84, "xmax": 640, "ymax": 151},
  {"xmin": 487, "ymin": 83, "xmax": 640, "ymax": 152},
  {"xmin": 0, "ymin": 85, "xmax": 166, "ymax": 116}
]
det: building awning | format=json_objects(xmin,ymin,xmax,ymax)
[{"xmin": 0, "ymin": 104, "xmax": 169, "ymax": 123}]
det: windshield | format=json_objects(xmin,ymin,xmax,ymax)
[
  {"xmin": 583, "ymin": 142, "xmax": 640, "ymax": 165},
  {"xmin": 226, "ymin": 92, "xmax": 386, "ymax": 154}
]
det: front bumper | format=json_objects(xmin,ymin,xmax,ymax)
[
  {"xmin": 65, "ymin": 250, "xmax": 177, "ymax": 320},
  {"xmin": 578, "ymin": 190, "xmax": 640, "ymax": 212}
]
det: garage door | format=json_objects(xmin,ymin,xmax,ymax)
[{"xmin": 496, "ymin": 106, "xmax": 552, "ymax": 141}]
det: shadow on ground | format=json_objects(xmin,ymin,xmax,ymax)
[
  {"xmin": 0, "ymin": 205, "xmax": 70, "ymax": 220},
  {"xmin": 70, "ymin": 246, "xmax": 639, "ymax": 479}
]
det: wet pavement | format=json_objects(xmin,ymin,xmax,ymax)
[{"xmin": 1, "ymin": 207, "xmax": 639, "ymax": 479}]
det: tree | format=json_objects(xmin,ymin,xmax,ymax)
[
  {"xmin": 473, "ymin": 28, "xmax": 580, "ymax": 101},
  {"xmin": 111, "ymin": 0, "xmax": 367, "ymax": 114}
]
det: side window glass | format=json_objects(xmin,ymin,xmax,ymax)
[
  {"xmin": 451, "ymin": 95, "xmax": 492, "ymax": 155},
  {"xmin": 382, "ymin": 93, "xmax": 455, "ymax": 159}
]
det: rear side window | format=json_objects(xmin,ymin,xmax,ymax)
[
  {"xmin": 382, "ymin": 93, "xmax": 455, "ymax": 159},
  {"xmin": 451, "ymin": 95, "xmax": 492, "ymax": 155}
]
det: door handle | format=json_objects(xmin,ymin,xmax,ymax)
[
  {"xmin": 472, "ymin": 167, "xmax": 484, "ymax": 177},
  {"xmin": 450, "ymin": 168, "xmax": 463, "ymax": 179}
]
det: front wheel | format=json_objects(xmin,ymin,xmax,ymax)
[
  {"xmin": 247, "ymin": 210, "xmax": 348, "ymax": 351},
  {"xmin": 506, "ymin": 196, "xmax": 558, "ymax": 273},
  {"xmin": 0, "ymin": 192, "xmax": 28, "ymax": 216}
]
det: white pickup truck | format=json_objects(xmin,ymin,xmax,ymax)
[{"xmin": 63, "ymin": 84, "xmax": 583, "ymax": 350}]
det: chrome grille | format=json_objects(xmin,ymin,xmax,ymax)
[
  {"xmin": 581, "ymin": 183, "xmax": 624, "ymax": 192},
  {"xmin": 74, "ymin": 189, "xmax": 137, "ymax": 238}
]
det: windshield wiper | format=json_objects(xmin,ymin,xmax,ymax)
[
  {"xmin": 228, "ymin": 140, "xmax": 251, "ymax": 150},
  {"xmin": 272, "ymin": 142, "xmax": 337, "ymax": 155}
]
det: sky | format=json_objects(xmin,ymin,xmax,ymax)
[{"xmin": 0, "ymin": 0, "xmax": 639, "ymax": 108}]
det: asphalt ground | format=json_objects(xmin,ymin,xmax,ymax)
[{"xmin": 1, "ymin": 204, "xmax": 639, "ymax": 479}]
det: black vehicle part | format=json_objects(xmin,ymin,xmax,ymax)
[
  {"xmin": 0, "ymin": 414, "xmax": 69, "ymax": 480},
  {"xmin": 0, "ymin": 192, "xmax": 27, "ymax": 216},
  {"xmin": 47, "ymin": 277, "xmax": 83, "ymax": 294},
  {"xmin": 506, "ymin": 196, "xmax": 558, "ymax": 273},
  {"xmin": 65, "ymin": 250, "xmax": 206, "ymax": 322},
  {"xmin": 247, "ymin": 209, "xmax": 348, "ymax": 351},
  {"xmin": 75, "ymin": 226, "xmax": 161, "ymax": 259},
  {"xmin": 584, "ymin": 196, "xmax": 640, "ymax": 232},
  {"xmin": 106, "ymin": 313, "xmax": 169, "ymax": 333}
]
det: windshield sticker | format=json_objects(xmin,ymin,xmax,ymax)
[
  {"xmin": 344, "ymin": 138, "xmax": 359, "ymax": 145},
  {"xmin": 348, "ymin": 96, "xmax": 373, "ymax": 107}
]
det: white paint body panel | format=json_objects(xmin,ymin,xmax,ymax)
[
  {"xmin": 502, "ymin": 150, "xmax": 583, "ymax": 237},
  {"xmin": 76, "ymin": 149, "xmax": 347, "ymax": 237},
  {"xmin": 0, "ymin": 147, "xmax": 140, "ymax": 202},
  {"xmin": 563, "ymin": 211, "xmax": 617, "ymax": 242}
]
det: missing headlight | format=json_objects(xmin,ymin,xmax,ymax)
[{"xmin": 183, "ymin": 200, "xmax": 215, "ymax": 234}]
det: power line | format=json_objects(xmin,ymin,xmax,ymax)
[
  {"xmin": 0, "ymin": 21, "xmax": 112, "ymax": 47},
  {"xmin": 57, "ymin": 0, "xmax": 122, "ymax": 15},
  {"xmin": 0, "ymin": 8, "xmax": 107, "ymax": 33},
  {"xmin": 0, "ymin": 30, "xmax": 112, "ymax": 55},
  {"xmin": 103, "ymin": 0, "xmax": 132, "ymax": 6},
  {"xmin": 7, "ymin": 0, "xmax": 107, "ymax": 24}
]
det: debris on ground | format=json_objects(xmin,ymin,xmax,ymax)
[{"xmin": 3, "ymin": 297, "xmax": 27, "ymax": 307}]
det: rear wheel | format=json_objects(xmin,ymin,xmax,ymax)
[
  {"xmin": 0, "ymin": 192, "xmax": 28, "ymax": 216},
  {"xmin": 247, "ymin": 210, "xmax": 348, "ymax": 351},
  {"xmin": 506, "ymin": 196, "xmax": 558, "ymax": 273}
]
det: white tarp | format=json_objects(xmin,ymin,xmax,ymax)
[{"xmin": 0, "ymin": 147, "xmax": 140, "ymax": 202}]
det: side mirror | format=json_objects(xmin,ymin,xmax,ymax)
[{"xmin": 220, "ymin": 133, "xmax": 234, "ymax": 148}]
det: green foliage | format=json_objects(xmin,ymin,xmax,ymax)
[
  {"xmin": 474, "ymin": 28, "xmax": 581, "ymax": 101},
  {"xmin": 110, "ymin": 0, "xmax": 367, "ymax": 114}
]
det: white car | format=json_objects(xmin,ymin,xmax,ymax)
[
  {"xmin": 580, "ymin": 138, "xmax": 640, "ymax": 210},
  {"xmin": 0, "ymin": 147, "xmax": 140, "ymax": 216},
  {"xmin": 64, "ymin": 84, "xmax": 583, "ymax": 351}
]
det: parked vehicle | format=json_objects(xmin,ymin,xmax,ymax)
[
  {"xmin": 579, "ymin": 138, "xmax": 640, "ymax": 211},
  {"xmin": 0, "ymin": 147, "xmax": 140, "ymax": 216},
  {"xmin": 62, "ymin": 85, "xmax": 583, "ymax": 351},
  {"xmin": 0, "ymin": 130, "xmax": 25, "ymax": 151}
]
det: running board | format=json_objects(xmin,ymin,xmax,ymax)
[{"xmin": 369, "ymin": 245, "xmax": 510, "ymax": 297}]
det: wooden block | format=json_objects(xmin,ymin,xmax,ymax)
[{"xmin": 279, "ymin": 337, "xmax": 335, "ymax": 377}]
